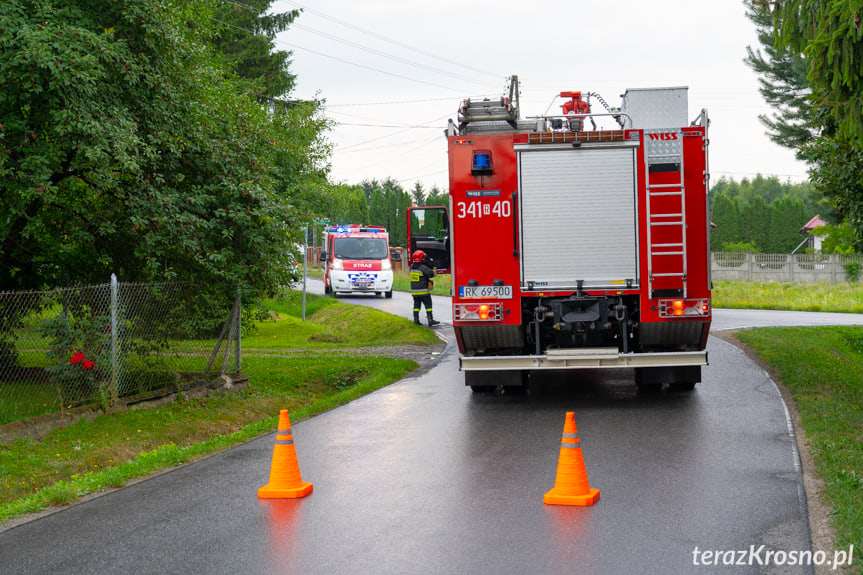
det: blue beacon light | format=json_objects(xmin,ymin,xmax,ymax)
[{"xmin": 471, "ymin": 150, "xmax": 493, "ymax": 176}]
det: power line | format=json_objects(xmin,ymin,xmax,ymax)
[
  {"xmin": 212, "ymin": 15, "xmax": 482, "ymax": 93},
  {"xmin": 290, "ymin": 22, "xmax": 488, "ymax": 87},
  {"xmin": 280, "ymin": 41, "xmax": 467, "ymax": 91},
  {"xmin": 713, "ymin": 171, "xmax": 809, "ymax": 180},
  {"xmin": 335, "ymin": 122, "xmax": 442, "ymax": 129},
  {"xmin": 220, "ymin": 1, "xmax": 501, "ymax": 91},
  {"xmin": 324, "ymin": 96, "xmax": 465, "ymax": 107},
  {"xmin": 355, "ymin": 135, "xmax": 441, "ymax": 169},
  {"xmin": 335, "ymin": 113, "xmax": 450, "ymax": 151},
  {"xmin": 278, "ymin": 0, "xmax": 503, "ymax": 81}
]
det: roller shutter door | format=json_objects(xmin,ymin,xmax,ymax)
[{"xmin": 518, "ymin": 146, "xmax": 639, "ymax": 289}]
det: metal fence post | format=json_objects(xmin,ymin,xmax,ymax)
[
  {"xmin": 110, "ymin": 273, "xmax": 119, "ymax": 405},
  {"xmin": 303, "ymin": 224, "xmax": 308, "ymax": 322},
  {"xmin": 235, "ymin": 293, "xmax": 241, "ymax": 374}
]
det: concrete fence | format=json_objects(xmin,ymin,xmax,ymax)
[{"xmin": 711, "ymin": 252, "xmax": 863, "ymax": 283}]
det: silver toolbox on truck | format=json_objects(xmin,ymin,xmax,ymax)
[{"xmin": 621, "ymin": 87, "xmax": 688, "ymax": 129}]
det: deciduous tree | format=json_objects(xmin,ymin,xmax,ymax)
[{"xmin": 0, "ymin": 0, "xmax": 328, "ymax": 303}]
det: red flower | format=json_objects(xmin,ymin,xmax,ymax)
[
  {"xmin": 70, "ymin": 351, "xmax": 86, "ymax": 365},
  {"xmin": 82, "ymin": 360, "xmax": 95, "ymax": 370}
]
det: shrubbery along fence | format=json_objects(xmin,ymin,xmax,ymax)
[{"xmin": 0, "ymin": 275, "xmax": 239, "ymax": 426}]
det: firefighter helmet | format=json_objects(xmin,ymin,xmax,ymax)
[{"xmin": 412, "ymin": 250, "xmax": 427, "ymax": 263}]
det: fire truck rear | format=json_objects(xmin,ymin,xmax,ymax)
[
  {"xmin": 408, "ymin": 82, "xmax": 711, "ymax": 391},
  {"xmin": 321, "ymin": 225, "xmax": 394, "ymax": 298}
]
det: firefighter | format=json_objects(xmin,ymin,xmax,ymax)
[{"xmin": 410, "ymin": 250, "xmax": 439, "ymax": 327}]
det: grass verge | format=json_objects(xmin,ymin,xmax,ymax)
[
  {"xmin": 299, "ymin": 264, "xmax": 451, "ymax": 296},
  {"xmin": 0, "ymin": 292, "xmax": 439, "ymax": 523},
  {"xmin": 735, "ymin": 326, "xmax": 863, "ymax": 569},
  {"xmin": 392, "ymin": 269, "xmax": 451, "ymax": 296},
  {"xmin": 713, "ymin": 280, "xmax": 863, "ymax": 313}
]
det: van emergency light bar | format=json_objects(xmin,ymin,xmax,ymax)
[{"xmin": 326, "ymin": 225, "xmax": 385, "ymax": 233}]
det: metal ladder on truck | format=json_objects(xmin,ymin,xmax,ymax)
[{"xmin": 644, "ymin": 129, "xmax": 687, "ymax": 299}]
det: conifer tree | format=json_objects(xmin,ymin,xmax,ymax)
[{"xmin": 743, "ymin": 1, "xmax": 817, "ymax": 153}]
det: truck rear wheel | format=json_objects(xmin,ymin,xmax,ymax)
[
  {"xmin": 466, "ymin": 371, "xmax": 494, "ymax": 393},
  {"xmin": 635, "ymin": 366, "xmax": 700, "ymax": 391},
  {"xmin": 669, "ymin": 381, "xmax": 697, "ymax": 391},
  {"xmin": 466, "ymin": 370, "xmax": 527, "ymax": 393}
]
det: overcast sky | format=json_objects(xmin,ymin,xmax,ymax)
[{"xmin": 272, "ymin": 0, "xmax": 809, "ymax": 192}]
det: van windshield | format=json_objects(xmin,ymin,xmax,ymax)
[{"xmin": 333, "ymin": 237, "xmax": 389, "ymax": 260}]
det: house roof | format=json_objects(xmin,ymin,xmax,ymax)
[{"xmin": 798, "ymin": 214, "xmax": 829, "ymax": 235}]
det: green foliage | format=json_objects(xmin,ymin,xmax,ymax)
[
  {"xmin": 709, "ymin": 176, "xmax": 812, "ymax": 252},
  {"xmin": 814, "ymin": 221, "xmax": 863, "ymax": 254},
  {"xmin": 709, "ymin": 193, "xmax": 740, "ymax": 250},
  {"xmin": 426, "ymin": 185, "xmax": 448, "ymax": 207},
  {"xmin": 211, "ymin": 0, "xmax": 299, "ymax": 99},
  {"xmin": 720, "ymin": 241, "xmax": 760, "ymax": 253},
  {"xmin": 411, "ymin": 181, "xmax": 427, "ymax": 206},
  {"xmin": 314, "ymin": 177, "xmax": 449, "ymax": 251},
  {"xmin": 844, "ymin": 260, "xmax": 862, "ymax": 282},
  {"xmin": 743, "ymin": 1, "xmax": 816, "ymax": 153},
  {"xmin": 368, "ymin": 187, "xmax": 387, "ymax": 228},
  {"xmin": 36, "ymin": 312, "xmax": 112, "ymax": 408},
  {"xmin": 801, "ymin": 136, "xmax": 863, "ymax": 234},
  {"xmin": 321, "ymin": 178, "xmax": 414, "ymax": 248},
  {"xmin": 325, "ymin": 184, "xmax": 370, "ymax": 227},
  {"xmin": 0, "ymin": 0, "xmax": 330, "ymax": 308},
  {"xmin": 773, "ymin": 0, "xmax": 863, "ymax": 144},
  {"xmin": 768, "ymin": 1, "xmax": 863, "ymax": 240}
]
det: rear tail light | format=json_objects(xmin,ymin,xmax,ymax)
[
  {"xmin": 454, "ymin": 302, "xmax": 503, "ymax": 321},
  {"xmin": 658, "ymin": 299, "xmax": 710, "ymax": 318}
]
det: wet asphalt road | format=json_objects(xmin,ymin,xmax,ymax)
[{"xmin": 2, "ymin": 282, "xmax": 862, "ymax": 574}]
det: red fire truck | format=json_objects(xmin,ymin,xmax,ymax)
[
  {"xmin": 321, "ymin": 225, "xmax": 394, "ymax": 298},
  {"xmin": 408, "ymin": 82, "xmax": 711, "ymax": 391}
]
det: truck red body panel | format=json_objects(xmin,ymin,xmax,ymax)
[{"xmin": 410, "ymin": 84, "xmax": 712, "ymax": 389}]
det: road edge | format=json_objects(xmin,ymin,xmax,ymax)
[{"xmin": 711, "ymin": 330, "xmax": 838, "ymax": 575}]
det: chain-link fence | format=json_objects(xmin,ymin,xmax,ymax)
[{"xmin": 0, "ymin": 275, "xmax": 239, "ymax": 426}]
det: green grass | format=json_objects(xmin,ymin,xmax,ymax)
[
  {"xmin": 296, "ymin": 265, "xmax": 451, "ymax": 296},
  {"xmin": 736, "ymin": 326, "xmax": 863, "ymax": 571},
  {"xmin": 392, "ymin": 269, "xmax": 452, "ymax": 296},
  {"xmin": 713, "ymin": 280, "xmax": 863, "ymax": 313},
  {"xmin": 244, "ymin": 292, "xmax": 439, "ymax": 349},
  {"xmin": 716, "ymin": 281, "xmax": 863, "ymax": 566},
  {"xmin": 0, "ymin": 381, "xmax": 60, "ymax": 423},
  {"xmin": 0, "ymin": 292, "xmax": 438, "ymax": 522}
]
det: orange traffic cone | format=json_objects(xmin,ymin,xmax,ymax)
[
  {"xmin": 258, "ymin": 410, "xmax": 313, "ymax": 499},
  {"xmin": 544, "ymin": 412, "xmax": 600, "ymax": 506}
]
